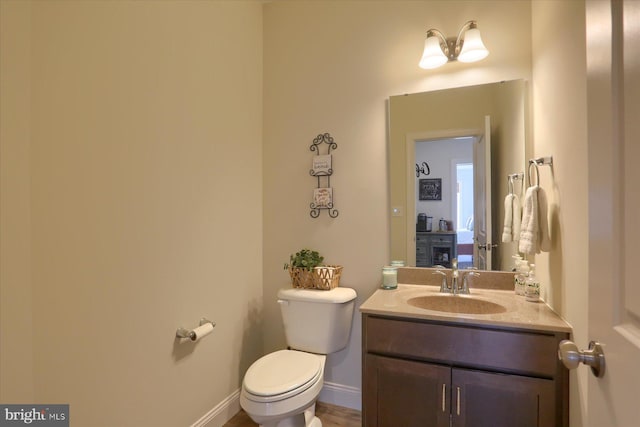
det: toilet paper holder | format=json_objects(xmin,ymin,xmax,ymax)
[{"xmin": 176, "ymin": 318, "xmax": 216, "ymax": 341}]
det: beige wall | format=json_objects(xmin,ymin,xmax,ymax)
[
  {"xmin": 263, "ymin": 0, "xmax": 532, "ymax": 403},
  {"xmin": 532, "ymin": 1, "xmax": 588, "ymax": 426},
  {"xmin": 0, "ymin": 0, "xmax": 35, "ymax": 403},
  {"xmin": 1, "ymin": 1, "xmax": 264, "ymax": 425}
]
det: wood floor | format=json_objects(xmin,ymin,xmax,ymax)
[{"xmin": 223, "ymin": 401, "xmax": 361, "ymax": 427}]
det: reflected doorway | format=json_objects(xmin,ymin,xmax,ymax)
[
  {"xmin": 406, "ymin": 126, "xmax": 490, "ymax": 269},
  {"xmin": 414, "ymin": 136, "xmax": 474, "ymax": 267}
]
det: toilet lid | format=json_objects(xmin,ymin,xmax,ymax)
[{"xmin": 243, "ymin": 350, "xmax": 322, "ymax": 397}]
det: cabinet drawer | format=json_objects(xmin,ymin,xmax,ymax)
[
  {"xmin": 430, "ymin": 235, "xmax": 454, "ymax": 244},
  {"xmin": 365, "ymin": 315, "xmax": 562, "ymax": 378}
]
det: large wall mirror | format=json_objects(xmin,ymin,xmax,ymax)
[{"xmin": 389, "ymin": 80, "xmax": 528, "ymax": 271}]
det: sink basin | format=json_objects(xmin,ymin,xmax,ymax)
[{"xmin": 407, "ymin": 295, "xmax": 508, "ymax": 314}]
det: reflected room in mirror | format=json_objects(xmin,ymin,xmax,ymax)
[{"xmin": 389, "ymin": 80, "xmax": 528, "ymax": 271}]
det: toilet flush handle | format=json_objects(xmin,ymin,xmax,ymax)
[{"xmin": 277, "ymin": 299, "xmax": 289, "ymax": 306}]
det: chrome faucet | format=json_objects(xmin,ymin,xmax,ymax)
[{"xmin": 434, "ymin": 259, "xmax": 478, "ymax": 295}]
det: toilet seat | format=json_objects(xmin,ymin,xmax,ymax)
[{"xmin": 242, "ymin": 350, "xmax": 323, "ymax": 403}]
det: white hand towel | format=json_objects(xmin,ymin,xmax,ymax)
[
  {"xmin": 519, "ymin": 187, "xmax": 537, "ymax": 253},
  {"xmin": 502, "ymin": 194, "xmax": 522, "ymax": 243},
  {"xmin": 512, "ymin": 193, "xmax": 521, "ymax": 242},
  {"xmin": 537, "ymin": 187, "xmax": 551, "ymax": 252},
  {"xmin": 519, "ymin": 186, "xmax": 550, "ymax": 254},
  {"xmin": 502, "ymin": 194, "xmax": 514, "ymax": 242}
]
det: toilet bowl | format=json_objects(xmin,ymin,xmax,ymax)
[
  {"xmin": 240, "ymin": 350, "xmax": 325, "ymax": 427},
  {"xmin": 240, "ymin": 287, "xmax": 357, "ymax": 427}
]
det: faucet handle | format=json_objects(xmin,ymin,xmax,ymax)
[
  {"xmin": 432, "ymin": 270, "xmax": 450, "ymax": 293},
  {"xmin": 460, "ymin": 271, "xmax": 480, "ymax": 294}
]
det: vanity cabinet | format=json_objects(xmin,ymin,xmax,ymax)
[
  {"xmin": 365, "ymin": 354, "xmax": 450, "ymax": 426},
  {"xmin": 416, "ymin": 232, "xmax": 457, "ymax": 268},
  {"xmin": 362, "ymin": 315, "xmax": 569, "ymax": 427}
]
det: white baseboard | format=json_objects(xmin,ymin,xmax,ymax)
[
  {"xmin": 192, "ymin": 382, "xmax": 361, "ymax": 427},
  {"xmin": 318, "ymin": 381, "xmax": 362, "ymax": 411},
  {"xmin": 191, "ymin": 389, "xmax": 240, "ymax": 427}
]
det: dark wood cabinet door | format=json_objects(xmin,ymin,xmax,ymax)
[
  {"xmin": 451, "ymin": 368, "xmax": 556, "ymax": 427},
  {"xmin": 363, "ymin": 354, "xmax": 450, "ymax": 427}
]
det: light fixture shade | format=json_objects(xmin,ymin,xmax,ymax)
[
  {"xmin": 457, "ymin": 28, "xmax": 489, "ymax": 63},
  {"xmin": 418, "ymin": 36, "xmax": 448, "ymax": 69}
]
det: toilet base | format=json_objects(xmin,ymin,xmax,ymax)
[
  {"xmin": 259, "ymin": 415, "xmax": 321, "ymax": 427},
  {"xmin": 257, "ymin": 403, "xmax": 322, "ymax": 427}
]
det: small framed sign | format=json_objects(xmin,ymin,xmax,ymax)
[
  {"xmin": 312, "ymin": 154, "xmax": 332, "ymax": 175},
  {"xmin": 313, "ymin": 187, "xmax": 333, "ymax": 208},
  {"xmin": 419, "ymin": 178, "xmax": 442, "ymax": 201}
]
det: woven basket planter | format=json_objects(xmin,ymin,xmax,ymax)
[
  {"xmin": 313, "ymin": 265, "xmax": 343, "ymax": 290},
  {"xmin": 289, "ymin": 265, "xmax": 343, "ymax": 290},
  {"xmin": 288, "ymin": 266, "xmax": 316, "ymax": 289}
]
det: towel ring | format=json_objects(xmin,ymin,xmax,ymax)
[
  {"xmin": 507, "ymin": 173, "xmax": 524, "ymax": 195},
  {"xmin": 528, "ymin": 161, "xmax": 540, "ymax": 187}
]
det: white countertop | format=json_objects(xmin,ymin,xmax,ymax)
[{"xmin": 360, "ymin": 283, "xmax": 572, "ymax": 333}]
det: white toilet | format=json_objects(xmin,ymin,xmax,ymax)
[{"xmin": 240, "ymin": 286, "xmax": 357, "ymax": 427}]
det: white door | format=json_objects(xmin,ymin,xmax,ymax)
[
  {"xmin": 586, "ymin": 1, "xmax": 640, "ymax": 425},
  {"xmin": 473, "ymin": 116, "xmax": 492, "ymax": 270}
]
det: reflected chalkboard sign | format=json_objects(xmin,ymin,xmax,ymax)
[{"xmin": 419, "ymin": 178, "xmax": 442, "ymax": 201}]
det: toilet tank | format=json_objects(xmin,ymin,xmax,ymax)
[{"xmin": 277, "ymin": 287, "xmax": 357, "ymax": 354}]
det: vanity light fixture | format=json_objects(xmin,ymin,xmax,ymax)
[{"xmin": 418, "ymin": 20, "xmax": 489, "ymax": 69}]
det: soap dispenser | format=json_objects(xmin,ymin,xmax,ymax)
[{"xmin": 525, "ymin": 264, "xmax": 540, "ymax": 302}]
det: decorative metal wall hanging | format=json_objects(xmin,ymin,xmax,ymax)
[
  {"xmin": 416, "ymin": 161, "xmax": 431, "ymax": 177},
  {"xmin": 309, "ymin": 133, "xmax": 338, "ymax": 218}
]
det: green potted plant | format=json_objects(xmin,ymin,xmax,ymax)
[
  {"xmin": 285, "ymin": 249, "xmax": 324, "ymax": 271},
  {"xmin": 284, "ymin": 249, "xmax": 342, "ymax": 290}
]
